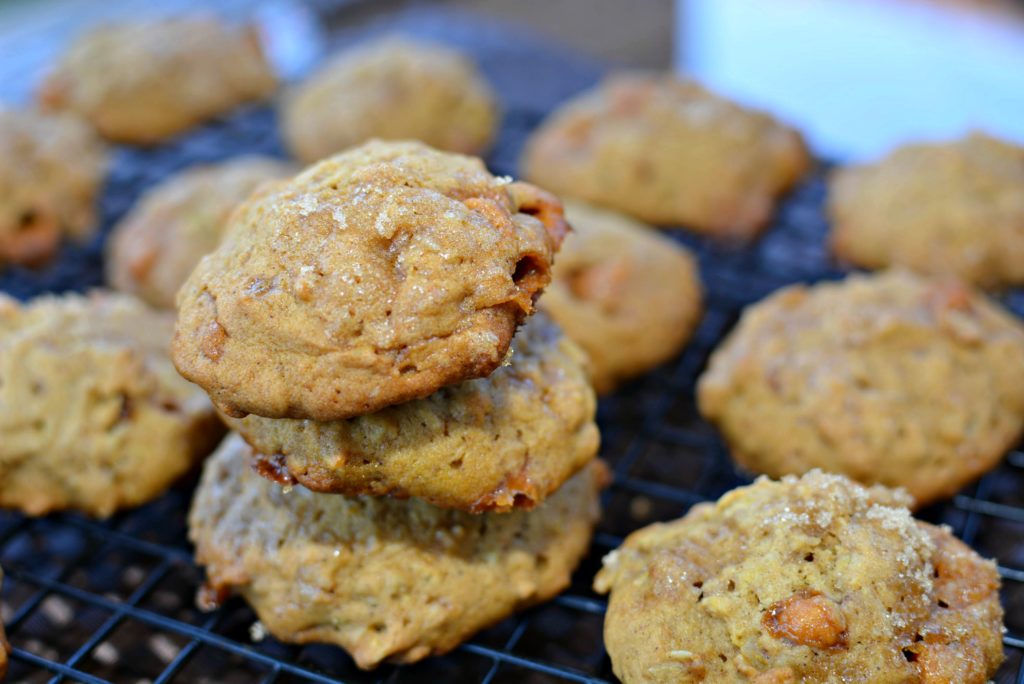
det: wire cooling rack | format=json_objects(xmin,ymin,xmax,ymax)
[{"xmin": 1, "ymin": 9, "xmax": 1023, "ymax": 684}]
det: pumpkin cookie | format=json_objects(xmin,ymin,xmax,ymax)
[
  {"xmin": 539, "ymin": 200, "xmax": 702, "ymax": 393},
  {"xmin": 282, "ymin": 37, "xmax": 498, "ymax": 164},
  {"xmin": 0, "ymin": 292, "xmax": 224, "ymax": 517},
  {"xmin": 521, "ymin": 74, "xmax": 810, "ymax": 238},
  {"xmin": 594, "ymin": 470, "xmax": 1005, "ymax": 683},
  {"xmin": 697, "ymin": 270, "xmax": 1024, "ymax": 507},
  {"xmin": 173, "ymin": 140, "xmax": 568, "ymax": 421},
  {"xmin": 107, "ymin": 156, "xmax": 294, "ymax": 309},
  {"xmin": 189, "ymin": 434, "xmax": 606, "ymax": 669},
  {"xmin": 0, "ymin": 108, "xmax": 107, "ymax": 267},
  {"xmin": 38, "ymin": 17, "xmax": 277, "ymax": 144},
  {"xmin": 830, "ymin": 132, "xmax": 1024, "ymax": 289},
  {"xmin": 227, "ymin": 314, "xmax": 598, "ymax": 512}
]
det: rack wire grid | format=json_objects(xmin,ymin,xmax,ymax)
[{"xmin": 1, "ymin": 10, "xmax": 1023, "ymax": 684}]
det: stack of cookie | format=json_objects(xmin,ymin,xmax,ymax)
[{"xmin": 175, "ymin": 140, "xmax": 605, "ymax": 669}]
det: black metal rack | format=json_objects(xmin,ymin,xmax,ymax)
[{"xmin": 1, "ymin": 11, "xmax": 1022, "ymax": 683}]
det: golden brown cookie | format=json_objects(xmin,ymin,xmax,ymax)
[
  {"xmin": 38, "ymin": 17, "xmax": 277, "ymax": 144},
  {"xmin": 0, "ymin": 108, "xmax": 107, "ymax": 267},
  {"xmin": 521, "ymin": 74, "xmax": 810, "ymax": 238},
  {"xmin": 0, "ymin": 292, "xmax": 224, "ymax": 517},
  {"xmin": 226, "ymin": 314, "xmax": 598, "ymax": 512},
  {"xmin": 107, "ymin": 156, "xmax": 294, "ymax": 309},
  {"xmin": 697, "ymin": 270, "xmax": 1024, "ymax": 507},
  {"xmin": 189, "ymin": 434, "xmax": 606, "ymax": 669},
  {"xmin": 539, "ymin": 200, "xmax": 702, "ymax": 393},
  {"xmin": 830, "ymin": 132, "xmax": 1024, "ymax": 289},
  {"xmin": 281, "ymin": 37, "xmax": 498, "ymax": 164},
  {"xmin": 594, "ymin": 470, "xmax": 1005, "ymax": 683},
  {"xmin": 173, "ymin": 140, "xmax": 568, "ymax": 421}
]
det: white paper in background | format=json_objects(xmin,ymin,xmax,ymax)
[{"xmin": 676, "ymin": 0, "xmax": 1024, "ymax": 161}]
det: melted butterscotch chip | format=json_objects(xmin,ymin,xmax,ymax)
[{"xmin": 763, "ymin": 591, "xmax": 847, "ymax": 649}]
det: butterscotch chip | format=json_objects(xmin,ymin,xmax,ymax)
[
  {"xmin": 521, "ymin": 74, "xmax": 810, "ymax": 238},
  {"xmin": 0, "ymin": 108, "xmax": 107, "ymax": 267},
  {"xmin": 227, "ymin": 314, "xmax": 598, "ymax": 512},
  {"xmin": 594, "ymin": 471, "xmax": 1005, "ymax": 683},
  {"xmin": 107, "ymin": 156, "xmax": 294, "ymax": 309},
  {"xmin": 281, "ymin": 37, "xmax": 498, "ymax": 164},
  {"xmin": 173, "ymin": 140, "xmax": 567, "ymax": 421},
  {"xmin": 830, "ymin": 132, "xmax": 1024, "ymax": 289},
  {"xmin": 697, "ymin": 270, "xmax": 1024, "ymax": 507},
  {"xmin": 38, "ymin": 17, "xmax": 277, "ymax": 144},
  {"xmin": 189, "ymin": 434, "xmax": 606, "ymax": 669},
  {"xmin": 0, "ymin": 292, "xmax": 224, "ymax": 517},
  {"xmin": 539, "ymin": 200, "xmax": 702, "ymax": 393}
]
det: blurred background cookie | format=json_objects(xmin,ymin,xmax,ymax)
[
  {"xmin": 540, "ymin": 200, "xmax": 702, "ymax": 393},
  {"xmin": 595, "ymin": 470, "xmax": 1004, "ymax": 683},
  {"xmin": 830, "ymin": 131, "xmax": 1024, "ymax": 289},
  {"xmin": 106, "ymin": 156, "xmax": 294, "ymax": 309},
  {"xmin": 698, "ymin": 270, "xmax": 1024, "ymax": 507},
  {"xmin": 173, "ymin": 140, "xmax": 567, "ymax": 421},
  {"xmin": 227, "ymin": 314, "xmax": 599, "ymax": 512},
  {"xmin": 521, "ymin": 73, "xmax": 810, "ymax": 239},
  {"xmin": 0, "ymin": 292, "xmax": 224, "ymax": 517},
  {"xmin": 189, "ymin": 434, "xmax": 606, "ymax": 670},
  {"xmin": 0, "ymin": 108, "xmax": 107, "ymax": 268},
  {"xmin": 281, "ymin": 37, "xmax": 498, "ymax": 164},
  {"xmin": 37, "ymin": 16, "xmax": 277, "ymax": 144}
]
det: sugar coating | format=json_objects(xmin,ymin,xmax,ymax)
[
  {"xmin": 190, "ymin": 434, "xmax": 605, "ymax": 669},
  {"xmin": 698, "ymin": 269, "xmax": 1024, "ymax": 507},
  {"xmin": 594, "ymin": 470, "xmax": 1005, "ymax": 683},
  {"xmin": 521, "ymin": 74, "xmax": 810, "ymax": 238},
  {"xmin": 172, "ymin": 140, "xmax": 567, "ymax": 421}
]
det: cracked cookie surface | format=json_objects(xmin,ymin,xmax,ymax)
[
  {"xmin": 594, "ymin": 471, "xmax": 1005, "ymax": 683},
  {"xmin": 0, "ymin": 292, "xmax": 223, "ymax": 517},
  {"xmin": 173, "ymin": 140, "xmax": 567, "ymax": 420},
  {"xmin": 190, "ymin": 434, "xmax": 606, "ymax": 669},
  {"xmin": 697, "ymin": 270, "xmax": 1024, "ymax": 507},
  {"xmin": 227, "ymin": 314, "xmax": 599, "ymax": 512}
]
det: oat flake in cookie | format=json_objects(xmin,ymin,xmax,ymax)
[
  {"xmin": 173, "ymin": 140, "xmax": 568, "ymax": 421},
  {"xmin": 189, "ymin": 434, "xmax": 606, "ymax": 669},
  {"xmin": 594, "ymin": 471, "xmax": 1005, "ymax": 683},
  {"xmin": 0, "ymin": 292, "xmax": 224, "ymax": 517},
  {"xmin": 226, "ymin": 314, "xmax": 599, "ymax": 512},
  {"xmin": 698, "ymin": 269, "xmax": 1024, "ymax": 507}
]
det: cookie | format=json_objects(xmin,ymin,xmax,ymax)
[
  {"xmin": 281, "ymin": 37, "xmax": 498, "ymax": 164},
  {"xmin": 0, "ymin": 108, "xmax": 107, "ymax": 267},
  {"xmin": 38, "ymin": 17, "xmax": 277, "ymax": 144},
  {"xmin": 521, "ymin": 74, "xmax": 810, "ymax": 238},
  {"xmin": 539, "ymin": 200, "xmax": 702, "ymax": 393},
  {"xmin": 226, "ymin": 314, "xmax": 598, "ymax": 512},
  {"xmin": 594, "ymin": 470, "xmax": 1005, "ymax": 683},
  {"xmin": 189, "ymin": 434, "xmax": 606, "ymax": 669},
  {"xmin": 0, "ymin": 292, "xmax": 224, "ymax": 517},
  {"xmin": 107, "ymin": 156, "xmax": 294, "ymax": 309},
  {"xmin": 830, "ymin": 132, "xmax": 1024, "ymax": 289},
  {"xmin": 173, "ymin": 140, "xmax": 568, "ymax": 421},
  {"xmin": 697, "ymin": 270, "xmax": 1024, "ymax": 507}
]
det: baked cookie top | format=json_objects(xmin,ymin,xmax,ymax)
[
  {"xmin": 697, "ymin": 270, "xmax": 1024, "ymax": 507},
  {"xmin": 830, "ymin": 132, "xmax": 1024, "ymax": 289},
  {"xmin": 282, "ymin": 37, "xmax": 498, "ymax": 164},
  {"xmin": 173, "ymin": 140, "xmax": 568, "ymax": 421},
  {"xmin": 594, "ymin": 470, "xmax": 1005, "ymax": 683},
  {"xmin": 189, "ymin": 434, "xmax": 606, "ymax": 669},
  {"xmin": 226, "ymin": 313, "xmax": 599, "ymax": 512},
  {"xmin": 107, "ymin": 156, "xmax": 295, "ymax": 309},
  {"xmin": 38, "ymin": 16, "xmax": 277, "ymax": 144},
  {"xmin": 521, "ymin": 73, "xmax": 810, "ymax": 238},
  {"xmin": 0, "ymin": 108, "xmax": 108, "ymax": 267},
  {"xmin": 540, "ymin": 200, "xmax": 702, "ymax": 393},
  {"xmin": 0, "ymin": 292, "xmax": 223, "ymax": 517}
]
